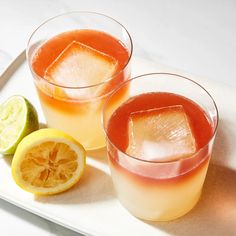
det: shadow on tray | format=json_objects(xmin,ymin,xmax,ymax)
[
  {"xmin": 146, "ymin": 121, "xmax": 236, "ymax": 236},
  {"xmin": 147, "ymin": 164, "xmax": 236, "ymax": 236},
  {"xmin": 35, "ymin": 164, "xmax": 115, "ymax": 204}
]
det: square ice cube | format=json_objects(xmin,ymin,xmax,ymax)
[
  {"xmin": 126, "ymin": 105, "xmax": 196, "ymax": 162},
  {"xmin": 44, "ymin": 41, "xmax": 118, "ymax": 99}
]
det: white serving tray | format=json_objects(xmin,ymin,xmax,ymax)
[{"xmin": 0, "ymin": 52, "xmax": 236, "ymax": 236}]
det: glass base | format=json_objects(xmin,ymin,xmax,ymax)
[{"xmin": 121, "ymin": 191, "xmax": 202, "ymax": 222}]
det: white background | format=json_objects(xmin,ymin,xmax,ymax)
[{"xmin": 0, "ymin": 0, "xmax": 235, "ymax": 235}]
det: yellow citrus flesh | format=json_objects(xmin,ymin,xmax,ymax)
[{"xmin": 11, "ymin": 128, "xmax": 86, "ymax": 195}]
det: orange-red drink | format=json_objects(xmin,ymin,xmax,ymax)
[
  {"xmin": 27, "ymin": 12, "xmax": 132, "ymax": 150},
  {"xmin": 103, "ymin": 73, "xmax": 218, "ymax": 221}
]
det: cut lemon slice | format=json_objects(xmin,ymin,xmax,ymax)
[{"xmin": 12, "ymin": 128, "xmax": 86, "ymax": 195}]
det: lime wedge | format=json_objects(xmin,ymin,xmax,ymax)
[{"xmin": 0, "ymin": 95, "xmax": 39, "ymax": 155}]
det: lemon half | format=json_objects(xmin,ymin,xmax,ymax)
[{"xmin": 12, "ymin": 128, "xmax": 86, "ymax": 195}]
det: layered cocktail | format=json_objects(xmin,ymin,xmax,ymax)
[
  {"xmin": 27, "ymin": 12, "xmax": 132, "ymax": 150},
  {"xmin": 103, "ymin": 73, "xmax": 218, "ymax": 221}
]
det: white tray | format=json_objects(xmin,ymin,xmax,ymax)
[{"xmin": 0, "ymin": 53, "xmax": 236, "ymax": 236}]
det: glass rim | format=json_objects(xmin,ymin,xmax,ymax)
[
  {"xmin": 103, "ymin": 72, "xmax": 219, "ymax": 164},
  {"xmin": 26, "ymin": 11, "xmax": 133, "ymax": 90}
]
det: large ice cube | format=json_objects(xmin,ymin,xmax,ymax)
[
  {"xmin": 126, "ymin": 105, "xmax": 196, "ymax": 162},
  {"xmin": 44, "ymin": 41, "xmax": 118, "ymax": 99}
]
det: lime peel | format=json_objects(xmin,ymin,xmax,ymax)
[{"xmin": 0, "ymin": 95, "xmax": 39, "ymax": 155}]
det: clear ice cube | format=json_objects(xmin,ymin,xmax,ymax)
[
  {"xmin": 126, "ymin": 105, "xmax": 196, "ymax": 162},
  {"xmin": 44, "ymin": 41, "xmax": 118, "ymax": 99}
]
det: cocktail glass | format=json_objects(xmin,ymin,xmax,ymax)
[
  {"xmin": 103, "ymin": 73, "xmax": 218, "ymax": 221},
  {"xmin": 27, "ymin": 12, "xmax": 132, "ymax": 150}
]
